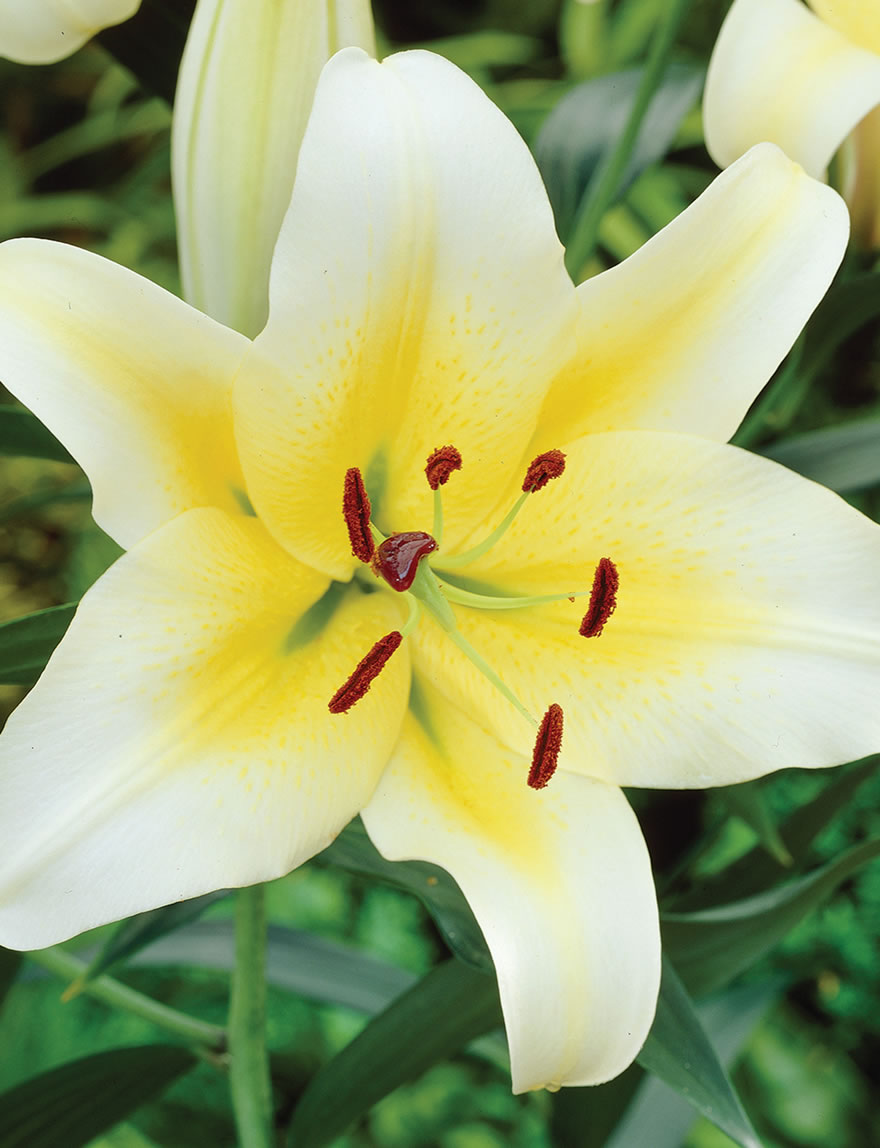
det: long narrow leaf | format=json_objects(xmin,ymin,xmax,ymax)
[
  {"xmin": 635, "ymin": 958, "xmax": 761, "ymax": 1148},
  {"xmin": 131, "ymin": 920, "xmax": 417, "ymax": 1016},
  {"xmin": 0, "ymin": 1045, "xmax": 194, "ymax": 1148},
  {"xmin": 0, "ymin": 407, "xmax": 73, "ymax": 463},
  {"xmin": 286, "ymin": 960, "xmax": 501, "ymax": 1148},
  {"xmin": 0, "ymin": 604, "xmax": 76, "ymax": 685},
  {"xmin": 669, "ymin": 757, "xmax": 877, "ymax": 912},
  {"xmin": 318, "ymin": 819, "xmax": 492, "ymax": 972},
  {"xmin": 75, "ymin": 893, "xmax": 230, "ymax": 987},
  {"xmin": 663, "ymin": 838, "xmax": 880, "ymax": 997}
]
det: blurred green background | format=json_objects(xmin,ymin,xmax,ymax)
[{"xmin": 1, "ymin": 1, "xmax": 879, "ymax": 1145}]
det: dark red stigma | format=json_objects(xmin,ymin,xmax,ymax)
[
  {"xmin": 580, "ymin": 557, "xmax": 619, "ymax": 638},
  {"xmin": 373, "ymin": 531, "xmax": 438, "ymax": 592},
  {"xmin": 425, "ymin": 445, "xmax": 463, "ymax": 490},
  {"xmin": 329, "ymin": 631, "xmax": 403, "ymax": 714},
  {"xmin": 528, "ymin": 703, "xmax": 564, "ymax": 790},
  {"xmin": 522, "ymin": 449, "xmax": 566, "ymax": 493},
  {"xmin": 343, "ymin": 467, "xmax": 374, "ymax": 563}
]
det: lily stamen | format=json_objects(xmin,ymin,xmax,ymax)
[
  {"xmin": 434, "ymin": 448, "xmax": 566, "ymax": 570},
  {"xmin": 425, "ymin": 445, "xmax": 462, "ymax": 544},
  {"xmin": 528, "ymin": 703, "xmax": 564, "ymax": 790},
  {"xmin": 580, "ymin": 557, "xmax": 619, "ymax": 638},
  {"xmin": 343, "ymin": 467, "xmax": 375, "ymax": 563},
  {"xmin": 328, "ymin": 630, "xmax": 403, "ymax": 714}
]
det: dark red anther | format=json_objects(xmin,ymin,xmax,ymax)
[
  {"xmin": 343, "ymin": 467, "xmax": 374, "ymax": 563},
  {"xmin": 373, "ymin": 531, "xmax": 438, "ymax": 592},
  {"xmin": 425, "ymin": 445, "xmax": 463, "ymax": 490},
  {"xmin": 528, "ymin": 703, "xmax": 564, "ymax": 790},
  {"xmin": 329, "ymin": 631, "xmax": 403, "ymax": 714},
  {"xmin": 522, "ymin": 449, "xmax": 566, "ymax": 492},
  {"xmin": 580, "ymin": 557, "xmax": 619, "ymax": 638}
]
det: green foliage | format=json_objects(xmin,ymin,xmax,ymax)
[
  {"xmin": 0, "ymin": 1045, "xmax": 195, "ymax": 1148},
  {"xmin": 0, "ymin": 603, "xmax": 75, "ymax": 684}
]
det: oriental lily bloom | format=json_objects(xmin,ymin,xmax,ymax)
[
  {"xmin": 1, "ymin": 48, "xmax": 880, "ymax": 1094},
  {"xmin": 704, "ymin": 0, "xmax": 880, "ymax": 245},
  {"xmin": 173, "ymin": 0, "xmax": 375, "ymax": 336},
  {"xmin": 0, "ymin": 0, "xmax": 140, "ymax": 64}
]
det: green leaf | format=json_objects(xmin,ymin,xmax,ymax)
[
  {"xmin": 761, "ymin": 419, "xmax": 880, "ymax": 493},
  {"xmin": 0, "ymin": 408, "xmax": 73, "ymax": 463},
  {"xmin": 286, "ymin": 959, "xmax": 501, "ymax": 1148},
  {"xmin": 97, "ymin": 0, "xmax": 197, "ymax": 104},
  {"xmin": 736, "ymin": 270, "xmax": 880, "ymax": 447},
  {"xmin": 662, "ymin": 837, "xmax": 880, "ymax": 998},
  {"xmin": 550, "ymin": 1064, "xmax": 645, "ymax": 1148},
  {"xmin": 0, "ymin": 1045, "xmax": 195, "ymax": 1148},
  {"xmin": 317, "ymin": 819, "xmax": 492, "ymax": 972},
  {"xmin": 0, "ymin": 948, "xmax": 22, "ymax": 1017},
  {"xmin": 668, "ymin": 757, "xmax": 878, "ymax": 911},
  {"xmin": 635, "ymin": 958, "xmax": 761, "ymax": 1148},
  {"xmin": 719, "ymin": 780, "xmax": 792, "ymax": 867},
  {"xmin": 535, "ymin": 62, "xmax": 703, "ymax": 241},
  {"xmin": 0, "ymin": 604, "xmax": 76, "ymax": 685},
  {"xmin": 132, "ymin": 920, "xmax": 416, "ymax": 1016},
  {"xmin": 73, "ymin": 893, "xmax": 230, "ymax": 988},
  {"xmin": 607, "ymin": 981, "xmax": 779, "ymax": 1148}
]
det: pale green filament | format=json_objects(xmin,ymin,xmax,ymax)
[
  {"xmin": 399, "ymin": 594, "xmax": 421, "ymax": 638},
  {"xmin": 438, "ymin": 581, "xmax": 592, "ymax": 611},
  {"xmin": 407, "ymin": 559, "xmax": 537, "ymax": 728},
  {"xmin": 432, "ymin": 487, "xmax": 444, "ymax": 546},
  {"xmin": 432, "ymin": 491, "xmax": 530, "ymax": 570}
]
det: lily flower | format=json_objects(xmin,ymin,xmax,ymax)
[
  {"xmin": 0, "ymin": 48, "xmax": 878, "ymax": 1093},
  {"xmin": 0, "ymin": 0, "xmax": 140, "ymax": 64},
  {"xmin": 173, "ymin": 0, "xmax": 375, "ymax": 337},
  {"xmin": 704, "ymin": 0, "xmax": 880, "ymax": 245}
]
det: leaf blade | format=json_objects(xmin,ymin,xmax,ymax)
[
  {"xmin": 0, "ymin": 1045, "xmax": 195, "ymax": 1148},
  {"xmin": 0, "ymin": 604, "xmax": 76, "ymax": 686}
]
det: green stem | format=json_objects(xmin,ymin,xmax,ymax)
[
  {"xmin": 228, "ymin": 885, "xmax": 274, "ymax": 1148},
  {"xmin": 27, "ymin": 946, "xmax": 225, "ymax": 1050},
  {"xmin": 563, "ymin": 0, "xmax": 692, "ymax": 278}
]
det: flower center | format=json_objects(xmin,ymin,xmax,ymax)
[{"xmin": 332, "ymin": 445, "xmax": 619, "ymax": 790}]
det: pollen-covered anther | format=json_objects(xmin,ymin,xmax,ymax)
[
  {"xmin": 343, "ymin": 467, "xmax": 374, "ymax": 564},
  {"xmin": 425, "ymin": 445, "xmax": 463, "ymax": 490},
  {"xmin": 528, "ymin": 703, "xmax": 564, "ymax": 790},
  {"xmin": 580, "ymin": 557, "xmax": 619, "ymax": 638},
  {"xmin": 328, "ymin": 631, "xmax": 403, "ymax": 714},
  {"xmin": 522, "ymin": 449, "xmax": 566, "ymax": 493}
]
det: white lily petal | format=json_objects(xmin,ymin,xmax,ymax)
[
  {"xmin": 0, "ymin": 509, "xmax": 409, "ymax": 950},
  {"xmin": 362, "ymin": 682, "xmax": 660, "ymax": 1092},
  {"xmin": 533, "ymin": 144, "xmax": 848, "ymax": 448},
  {"xmin": 0, "ymin": 0, "xmax": 139, "ymax": 63},
  {"xmin": 704, "ymin": 0, "xmax": 880, "ymax": 178},
  {"xmin": 173, "ymin": 0, "xmax": 375, "ymax": 337},
  {"xmin": 808, "ymin": 0, "xmax": 880, "ymax": 55},
  {"xmin": 426, "ymin": 431, "xmax": 880, "ymax": 789},
  {"xmin": 0, "ymin": 239, "xmax": 250, "ymax": 549},
  {"xmin": 235, "ymin": 48, "xmax": 577, "ymax": 580}
]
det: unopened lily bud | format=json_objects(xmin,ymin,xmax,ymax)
[{"xmin": 173, "ymin": 0, "xmax": 376, "ymax": 337}]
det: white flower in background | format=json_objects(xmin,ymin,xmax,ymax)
[
  {"xmin": 0, "ymin": 0, "xmax": 140, "ymax": 64},
  {"xmin": 704, "ymin": 0, "xmax": 880, "ymax": 245}
]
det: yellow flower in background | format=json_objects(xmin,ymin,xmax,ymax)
[
  {"xmin": 173, "ymin": 0, "xmax": 375, "ymax": 337},
  {"xmin": 704, "ymin": 0, "xmax": 880, "ymax": 246},
  {"xmin": 0, "ymin": 0, "xmax": 140, "ymax": 64},
  {"xmin": 0, "ymin": 48, "xmax": 877, "ymax": 1093}
]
